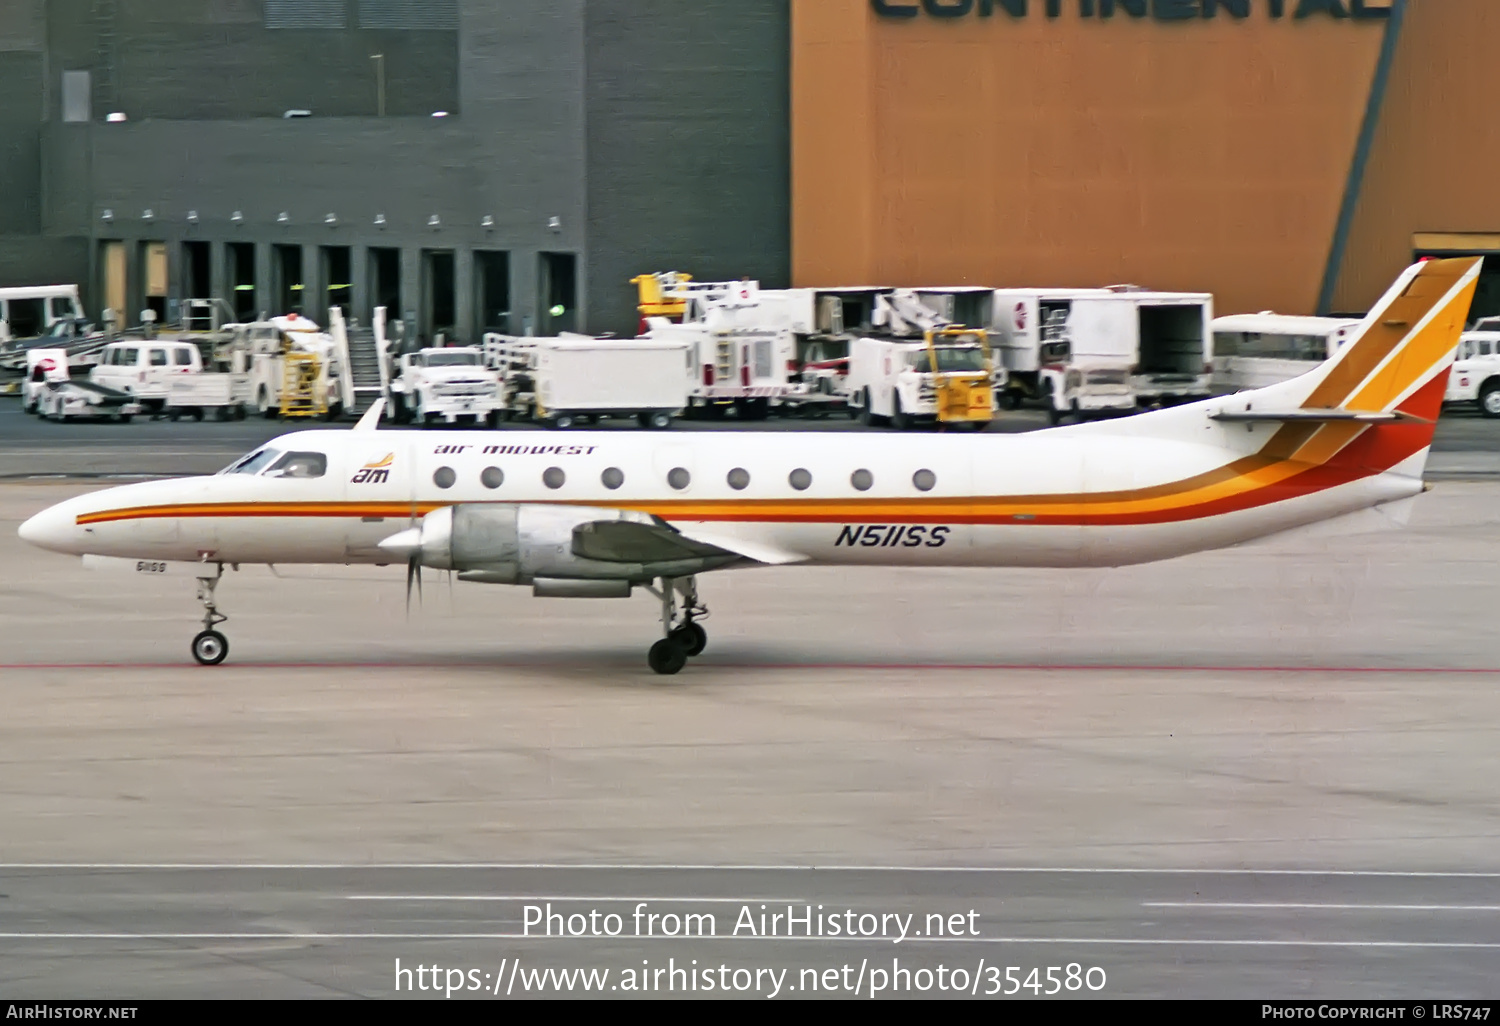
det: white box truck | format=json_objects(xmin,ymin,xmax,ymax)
[{"xmin": 532, "ymin": 337, "xmax": 691, "ymax": 429}]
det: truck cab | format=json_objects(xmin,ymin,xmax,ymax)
[
  {"xmin": 390, "ymin": 346, "xmax": 503, "ymax": 426},
  {"xmin": 846, "ymin": 330, "xmax": 995, "ymax": 430},
  {"xmin": 1446, "ymin": 331, "xmax": 1500, "ymax": 417}
]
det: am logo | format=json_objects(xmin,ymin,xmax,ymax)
[
  {"xmin": 351, "ymin": 453, "xmax": 395, "ymax": 485},
  {"xmin": 836, "ymin": 525, "xmax": 952, "ymax": 549}
]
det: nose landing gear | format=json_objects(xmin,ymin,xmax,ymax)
[
  {"xmin": 646, "ymin": 576, "xmax": 708, "ymax": 676},
  {"xmin": 191, "ymin": 563, "xmax": 230, "ymax": 666}
]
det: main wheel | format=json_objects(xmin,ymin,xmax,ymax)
[
  {"xmin": 1480, "ymin": 381, "xmax": 1500, "ymax": 419},
  {"xmin": 647, "ymin": 411, "xmax": 673, "ymax": 430},
  {"xmin": 191, "ymin": 630, "xmax": 229, "ymax": 666},
  {"xmin": 859, "ymin": 388, "xmax": 877, "ymax": 427},
  {"xmin": 554, "ymin": 414, "xmax": 575, "ymax": 429},
  {"xmin": 670, "ymin": 622, "xmax": 708, "ymax": 657},
  {"xmin": 648, "ymin": 637, "xmax": 687, "ymax": 676}
]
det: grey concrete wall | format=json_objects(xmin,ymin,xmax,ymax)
[
  {"xmin": 42, "ymin": 0, "xmax": 457, "ymax": 120},
  {"xmin": 0, "ymin": 52, "xmax": 44, "ymax": 234},
  {"xmin": 0, "ymin": 235, "xmax": 88, "ymax": 291},
  {"xmin": 583, "ymin": 0, "xmax": 791, "ymax": 335}
]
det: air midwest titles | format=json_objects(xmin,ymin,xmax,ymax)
[{"xmin": 872, "ymin": 0, "xmax": 1393, "ymax": 20}]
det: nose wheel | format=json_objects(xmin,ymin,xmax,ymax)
[
  {"xmin": 191, "ymin": 564, "xmax": 231, "ymax": 666},
  {"xmin": 647, "ymin": 576, "xmax": 708, "ymax": 675}
]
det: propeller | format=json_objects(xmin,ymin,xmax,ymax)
[
  {"xmin": 406, "ymin": 555, "xmax": 423, "ymax": 615},
  {"xmin": 378, "ymin": 507, "xmax": 454, "ymax": 616}
]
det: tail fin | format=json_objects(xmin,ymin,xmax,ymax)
[
  {"xmin": 1209, "ymin": 258, "xmax": 1480, "ymax": 482},
  {"xmin": 1293, "ymin": 256, "xmax": 1481, "ymax": 420}
]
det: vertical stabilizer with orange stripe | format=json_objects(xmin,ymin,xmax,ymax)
[{"xmin": 1212, "ymin": 257, "xmax": 1482, "ymax": 481}]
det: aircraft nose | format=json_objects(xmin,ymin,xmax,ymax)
[{"xmin": 18, "ymin": 502, "xmax": 79, "ymax": 553}]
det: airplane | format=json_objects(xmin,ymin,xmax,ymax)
[{"xmin": 17, "ymin": 257, "xmax": 1480, "ymax": 675}]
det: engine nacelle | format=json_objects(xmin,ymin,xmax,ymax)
[{"xmin": 380, "ymin": 504, "xmax": 736, "ymax": 587}]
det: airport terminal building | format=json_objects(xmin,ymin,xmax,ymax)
[{"xmin": 0, "ymin": 0, "xmax": 1496, "ymax": 338}]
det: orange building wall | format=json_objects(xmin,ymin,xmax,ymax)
[
  {"xmin": 792, "ymin": 0, "xmax": 1388, "ymax": 317},
  {"xmin": 1334, "ymin": 0, "xmax": 1500, "ymax": 314}
]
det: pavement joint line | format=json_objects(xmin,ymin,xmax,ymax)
[
  {"xmin": 1146, "ymin": 903, "xmax": 1500, "ymax": 911},
  {"xmin": 2, "ymin": 933, "xmax": 1499, "ymax": 948},
  {"xmin": 5, "ymin": 865, "xmax": 1500, "ymax": 876},
  {"xmin": 3, "ymin": 662, "xmax": 1500, "ymax": 675},
  {"xmin": 343, "ymin": 896, "xmax": 806, "ymax": 903}
]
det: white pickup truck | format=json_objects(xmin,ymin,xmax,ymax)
[
  {"xmin": 1446, "ymin": 329, "xmax": 1500, "ymax": 417},
  {"xmin": 389, "ymin": 347, "xmax": 504, "ymax": 426}
]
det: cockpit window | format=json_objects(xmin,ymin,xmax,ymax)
[
  {"xmin": 423, "ymin": 351, "xmax": 481, "ymax": 367},
  {"xmin": 264, "ymin": 451, "xmax": 327, "ymax": 479},
  {"xmin": 221, "ymin": 448, "xmax": 280, "ymax": 475}
]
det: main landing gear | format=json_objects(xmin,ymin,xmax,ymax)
[
  {"xmin": 191, "ymin": 563, "xmax": 230, "ymax": 666},
  {"xmin": 645, "ymin": 576, "xmax": 707, "ymax": 676}
]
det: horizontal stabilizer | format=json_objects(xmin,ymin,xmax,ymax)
[{"xmin": 1209, "ymin": 406, "xmax": 1431, "ymax": 425}]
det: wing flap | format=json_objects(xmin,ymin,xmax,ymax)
[{"xmin": 1209, "ymin": 406, "xmax": 1431, "ymax": 425}]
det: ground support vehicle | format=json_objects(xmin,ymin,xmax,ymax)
[
  {"xmin": 21, "ymin": 348, "xmax": 70, "ymax": 413},
  {"xmin": 845, "ymin": 330, "xmax": 995, "ymax": 430},
  {"xmin": 1445, "ymin": 330, "xmax": 1500, "ymax": 417},
  {"xmin": 388, "ymin": 346, "xmax": 503, "ymax": 426},
  {"xmin": 1209, "ymin": 313, "xmax": 1362, "ymax": 394},
  {"xmin": 533, "ymin": 337, "xmax": 690, "ymax": 429},
  {"xmin": 35, "ymin": 379, "xmax": 142, "ymax": 422},
  {"xmin": 236, "ymin": 314, "xmax": 348, "ymax": 421},
  {"xmin": 89, "ymin": 339, "xmax": 205, "ymax": 416},
  {"xmin": 165, "ymin": 372, "xmax": 252, "ymax": 421}
]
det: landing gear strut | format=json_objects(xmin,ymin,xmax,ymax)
[
  {"xmin": 646, "ymin": 576, "xmax": 708, "ymax": 676},
  {"xmin": 191, "ymin": 563, "xmax": 230, "ymax": 666}
]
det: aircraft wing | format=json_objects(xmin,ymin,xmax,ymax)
[{"xmin": 572, "ymin": 519, "xmax": 809, "ymax": 567}]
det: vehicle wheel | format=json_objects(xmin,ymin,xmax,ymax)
[
  {"xmin": 485, "ymin": 409, "xmax": 502, "ymax": 428},
  {"xmin": 891, "ymin": 394, "xmax": 910, "ymax": 431},
  {"xmin": 1047, "ymin": 404, "xmax": 1065, "ymax": 426},
  {"xmin": 191, "ymin": 407, "xmax": 205, "ymax": 422},
  {"xmin": 258, "ymin": 388, "xmax": 276, "ymax": 420},
  {"xmin": 191, "ymin": 630, "xmax": 229, "ymax": 666},
  {"xmin": 1480, "ymin": 381, "xmax": 1500, "ymax": 419},
  {"xmin": 167, "ymin": 409, "xmax": 181, "ymax": 422},
  {"xmin": 648, "ymin": 411, "xmax": 673, "ymax": 430},
  {"xmin": 1002, "ymin": 391, "xmax": 1023, "ymax": 411},
  {"xmin": 670, "ymin": 622, "xmax": 708, "ymax": 657},
  {"xmin": 554, "ymin": 414, "xmax": 575, "ymax": 430},
  {"xmin": 647, "ymin": 637, "xmax": 687, "ymax": 676},
  {"xmin": 118, "ymin": 414, "xmax": 133, "ymax": 424},
  {"xmin": 858, "ymin": 388, "xmax": 878, "ymax": 427}
]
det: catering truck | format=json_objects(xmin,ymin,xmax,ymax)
[{"xmin": 483, "ymin": 334, "xmax": 690, "ymax": 429}]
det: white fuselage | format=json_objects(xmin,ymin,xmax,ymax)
[{"xmin": 19, "ymin": 398, "xmax": 1424, "ymax": 574}]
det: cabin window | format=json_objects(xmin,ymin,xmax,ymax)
[
  {"xmin": 1483, "ymin": 341, "xmax": 1495, "ymax": 357},
  {"xmin": 149, "ymin": 348, "xmax": 168, "ymax": 367},
  {"xmin": 121, "ymin": 347, "xmax": 139, "ymax": 366},
  {"xmin": 481, "ymin": 467, "xmax": 504, "ymax": 489},
  {"xmin": 433, "ymin": 466, "xmax": 456, "ymax": 489},
  {"xmin": 789, "ymin": 469, "xmax": 812, "ymax": 491},
  {"xmin": 601, "ymin": 467, "xmax": 625, "ymax": 490},
  {"xmin": 265, "ymin": 451, "xmax": 327, "ymax": 479},
  {"xmin": 727, "ymin": 468, "xmax": 750, "ymax": 491},
  {"xmin": 913, "ymin": 469, "xmax": 937, "ymax": 492},
  {"xmin": 667, "ymin": 467, "xmax": 691, "ymax": 491},
  {"xmin": 851, "ymin": 469, "xmax": 874, "ymax": 492},
  {"xmin": 543, "ymin": 467, "xmax": 566, "ymax": 490},
  {"xmin": 173, "ymin": 348, "xmax": 194, "ymax": 365}
]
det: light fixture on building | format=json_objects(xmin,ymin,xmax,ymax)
[
  {"xmin": 548, "ymin": 216, "xmax": 562, "ymax": 233},
  {"xmin": 324, "ymin": 212, "xmax": 338, "ymax": 226},
  {"xmin": 142, "ymin": 208, "xmax": 154, "ymax": 221},
  {"xmin": 427, "ymin": 214, "xmax": 441, "ymax": 229},
  {"xmin": 277, "ymin": 211, "xmax": 290, "ymax": 224},
  {"xmin": 105, "ymin": 112, "xmax": 127, "ymax": 123},
  {"xmin": 100, "ymin": 209, "xmax": 113, "ymax": 223},
  {"xmin": 374, "ymin": 213, "xmax": 387, "ymax": 228},
  {"xmin": 480, "ymin": 215, "xmax": 494, "ymax": 230},
  {"xmin": 431, "ymin": 111, "xmax": 449, "ymax": 118},
  {"xmin": 186, "ymin": 210, "xmax": 199, "ymax": 224},
  {"xmin": 230, "ymin": 210, "xmax": 244, "ymax": 224}
]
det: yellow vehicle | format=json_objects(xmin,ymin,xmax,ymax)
[{"xmin": 925, "ymin": 327, "xmax": 994, "ymax": 426}]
